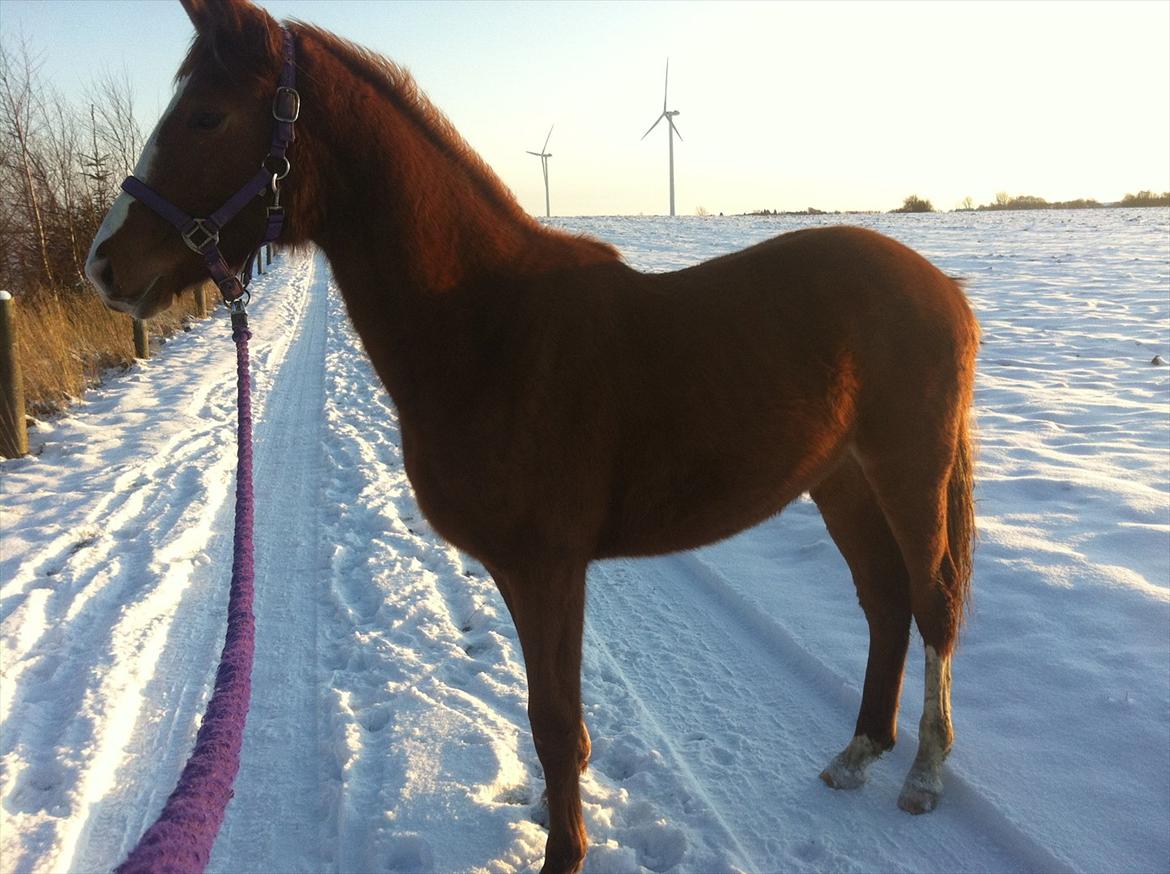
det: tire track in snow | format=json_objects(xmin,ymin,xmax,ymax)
[
  {"xmin": 0, "ymin": 362, "xmax": 237, "ymax": 724},
  {"xmin": 208, "ymin": 250, "xmax": 330, "ymax": 872},
  {"xmin": 674, "ymin": 551, "xmax": 1079, "ymax": 874},
  {"xmin": 0, "ymin": 252, "xmax": 319, "ymax": 873},
  {"xmin": 73, "ymin": 252, "xmax": 323, "ymax": 873},
  {"xmin": 585, "ymin": 551, "xmax": 1074, "ymax": 873}
]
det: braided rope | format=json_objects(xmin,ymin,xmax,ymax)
[{"xmin": 118, "ymin": 313, "xmax": 255, "ymax": 874}]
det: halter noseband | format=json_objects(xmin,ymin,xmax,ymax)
[{"xmin": 121, "ymin": 28, "xmax": 299, "ymax": 307}]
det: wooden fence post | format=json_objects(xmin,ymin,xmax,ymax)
[
  {"xmin": 0, "ymin": 290, "xmax": 28, "ymax": 458},
  {"xmin": 133, "ymin": 318, "xmax": 149, "ymax": 359}
]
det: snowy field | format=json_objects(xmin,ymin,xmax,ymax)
[{"xmin": 1, "ymin": 209, "xmax": 1167, "ymax": 874}]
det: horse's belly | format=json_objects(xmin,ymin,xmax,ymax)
[{"xmin": 597, "ymin": 441, "xmax": 841, "ymax": 558}]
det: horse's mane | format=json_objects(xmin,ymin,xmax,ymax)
[
  {"xmin": 295, "ymin": 23, "xmax": 619, "ymax": 265},
  {"xmin": 175, "ymin": 13, "xmax": 510, "ymax": 217},
  {"xmin": 294, "ymin": 23, "xmax": 538, "ymax": 226},
  {"xmin": 176, "ymin": 11, "xmax": 618, "ymax": 267}
]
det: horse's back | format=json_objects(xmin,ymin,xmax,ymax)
[
  {"xmin": 595, "ymin": 225, "xmax": 977, "ymax": 557},
  {"xmin": 666, "ymin": 225, "xmax": 979, "ymax": 439},
  {"xmin": 677, "ymin": 225, "xmax": 971, "ymax": 332}
]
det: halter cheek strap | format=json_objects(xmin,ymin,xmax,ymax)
[{"xmin": 121, "ymin": 27, "xmax": 299, "ymax": 307}]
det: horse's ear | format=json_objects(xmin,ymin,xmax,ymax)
[
  {"xmin": 180, "ymin": 0, "xmax": 244, "ymax": 35},
  {"xmin": 180, "ymin": 0, "xmax": 270, "ymax": 41},
  {"xmin": 179, "ymin": 0, "xmax": 278, "ymax": 75}
]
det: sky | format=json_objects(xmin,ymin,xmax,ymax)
[{"xmin": 2, "ymin": 0, "xmax": 1168, "ymax": 217}]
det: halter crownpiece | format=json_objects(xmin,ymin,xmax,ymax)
[{"xmin": 121, "ymin": 27, "xmax": 299, "ymax": 307}]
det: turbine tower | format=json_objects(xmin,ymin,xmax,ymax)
[
  {"xmin": 641, "ymin": 59, "xmax": 682, "ymax": 216},
  {"xmin": 526, "ymin": 125, "xmax": 554, "ymax": 217}
]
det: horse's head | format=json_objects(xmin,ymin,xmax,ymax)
[{"xmin": 86, "ymin": 0, "xmax": 286, "ymax": 318}]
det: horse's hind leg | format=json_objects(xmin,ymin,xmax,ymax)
[
  {"xmin": 812, "ymin": 456, "xmax": 912, "ymax": 790},
  {"xmin": 492, "ymin": 562, "xmax": 589, "ymax": 874},
  {"xmin": 860, "ymin": 426, "xmax": 973, "ymax": 814}
]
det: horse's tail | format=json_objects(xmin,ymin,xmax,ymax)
[{"xmin": 947, "ymin": 402, "xmax": 976, "ymax": 626}]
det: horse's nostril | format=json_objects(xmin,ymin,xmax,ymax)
[{"xmin": 100, "ymin": 261, "xmax": 115, "ymax": 289}]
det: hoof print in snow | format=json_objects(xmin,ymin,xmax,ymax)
[
  {"xmin": 599, "ymin": 734, "xmax": 656, "ymax": 782},
  {"xmin": 385, "ymin": 834, "xmax": 435, "ymax": 873},
  {"xmin": 495, "ymin": 784, "xmax": 531, "ymax": 806},
  {"xmin": 794, "ymin": 839, "xmax": 829, "ymax": 864},
  {"xmin": 359, "ymin": 706, "xmax": 390, "ymax": 733},
  {"xmin": 68, "ymin": 532, "xmax": 100, "ymax": 555},
  {"xmin": 9, "ymin": 765, "xmax": 60, "ymax": 813},
  {"xmin": 461, "ymin": 640, "xmax": 490, "ymax": 658},
  {"xmin": 622, "ymin": 821, "xmax": 687, "ymax": 873}
]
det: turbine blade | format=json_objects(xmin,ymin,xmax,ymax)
[
  {"xmin": 641, "ymin": 113, "xmax": 665, "ymax": 140},
  {"xmin": 526, "ymin": 150, "xmax": 543, "ymax": 156},
  {"xmin": 663, "ymin": 58, "xmax": 670, "ymax": 112},
  {"xmin": 543, "ymin": 124, "xmax": 554, "ymax": 152},
  {"xmin": 669, "ymin": 117, "xmax": 683, "ymax": 142}
]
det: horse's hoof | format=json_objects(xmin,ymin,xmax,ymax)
[
  {"xmin": 897, "ymin": 765, "xmax": 943, "ymax": 813},
  {"xmin": 819, "ymin": 765, "xmax": 866, "ymax": 790},
  {"xmin": 897, "ymin": 785, "xmax": 940, "ymax": 814},
  {"xmin": 820, "ymin": 735, "xmax": 884, "ymax": 790}
]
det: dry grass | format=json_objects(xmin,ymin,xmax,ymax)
[{"xmin": 12, "ymin": 284, "xmax": 214, "ymax": 417}]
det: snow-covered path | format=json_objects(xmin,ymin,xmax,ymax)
[{"xmin": 2, "ymin": 211, "xmax": 1168, "ymax": 874}]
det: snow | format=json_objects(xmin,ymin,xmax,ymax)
[{"xmin": 2, "ymin": 209, "xmax": 1168, "ymax": 874}]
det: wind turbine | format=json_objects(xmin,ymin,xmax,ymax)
[
  {"xmin": 526, "ymin": 125, "xmax": 554, "ymax": 217},
  {"xmin": 641, "ymin": 59, "xmax": 682, "ymax": 216}
]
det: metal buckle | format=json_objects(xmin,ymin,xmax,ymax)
[
  {"xmin": 263, "ymin": 155, "xmax": 291, "ymax": 181},
  {"xmin": 181, "ymin": 218, "xmax": 220, "ymax": 253},
  {"xmin": 273, "ymin": 86, "xmax": 300, "ymax": 123},
  {"xmin": 228, "ymin": 290, "xmax": 251, "ymax": 313},
  {"xmin": 217, "ymin": 274, "xmax": 247, "ymax": 302}
]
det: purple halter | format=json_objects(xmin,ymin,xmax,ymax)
[{"xmin": 121, "ymin": 28, "xmax": 299, "ymax": 305}]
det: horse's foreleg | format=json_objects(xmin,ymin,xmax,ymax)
[
  {"xmin": 812, "ymin": 458, "xmax": 912, "ymax": 790},
  {"xmin": 494, "ymin": 562, "xmax": 589, "ymax": 874}
]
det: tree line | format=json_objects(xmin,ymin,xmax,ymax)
[
  {"xmin": 747, "ymin": 190, "xmax": 1170, "ymax": 217},
  {"xmin": 907, "ymin": 191, "xmax": 1169, "ymax": 214},
  {"xmin": 1, "ymin": 34, "xmax": 143, "ymax": 300}
]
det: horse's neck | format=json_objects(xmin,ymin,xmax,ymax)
[
  {"xmin": 291, "ymin": 29, "xmax": 609, "ymax": 291},
  {"xmin": 286, "ymin": 28, "xmax": 617, "ymax": 407}
]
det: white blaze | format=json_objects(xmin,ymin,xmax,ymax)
[{"xmin": 85, "ymin": 77, "xmax": 190, "ymax": 296}]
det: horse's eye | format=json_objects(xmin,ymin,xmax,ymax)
[{"xmin": 191, "ymin": 110, "xmax": 225, "ymax": 131}]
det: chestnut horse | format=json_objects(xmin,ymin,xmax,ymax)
[{"xmin": 86, "ymin": 1, "xmax": 979, "ymax": 870}]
